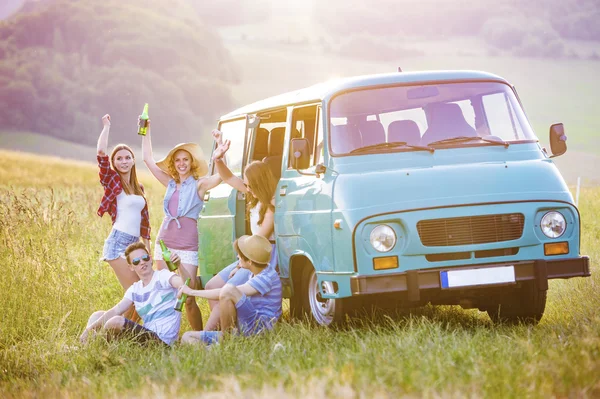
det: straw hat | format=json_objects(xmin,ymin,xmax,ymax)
[
  {"xmin": 237, "ymin": 235, "xmax": 272, "ymax": 265},
  {"xmin": 156, "ymin": 143, "xmax": 208, "ymax": 177}
]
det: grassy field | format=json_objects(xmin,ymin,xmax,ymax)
[{"xmin": 0, "ymin": 149, "xmax": 599, "ymax": 398}]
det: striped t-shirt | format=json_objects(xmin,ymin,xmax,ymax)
[
  {"xmin": 124, "ymin": 269, "xmax": 181, "ymax": 345},
  {"xmin": 247, "ymin": 266, "xmax": 282, "ymax": 327}
]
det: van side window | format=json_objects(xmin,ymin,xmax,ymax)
[
  {"xmin": 256, "ymin": 109, "xmax": 287, "ymax": 180},
  {"xmin": 289, "ymin": 105, "xmax": 319, "ymax": 169},
  {"xmin": 219, "ymin": 118, "xmax": 246, "ymax": 174}
]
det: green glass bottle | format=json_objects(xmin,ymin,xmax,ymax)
[
  {"xmin": 159, "ymin": 239, "xmax": 177, "ymax": 271},
  {"xmin": 174, "ymin": 278, "xmax": 191, "ymax": 312},
  {"xmin": 137, "ymin": 103, "xmax": 149, "ymax": 136}
]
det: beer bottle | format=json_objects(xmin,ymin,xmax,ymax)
[
  {"xmin": 137, "ymin": 103, "xmax": 149, "ymax": 136},
  {"xmin": 159, "ymin": 239, "xmax": 178, "ymax": 271},
  {"xmin": 174, "ymin": 277, "xmax": 191, "ymax": 312}
]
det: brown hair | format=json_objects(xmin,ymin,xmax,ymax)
[
  {"xmin": 110, "ymin": 144, "xmax": 145, "ymax": 196},
  {"xmin": 124, "ymin": 241, "xmax": 149, "ymax": 264},
  {"xmin": 233, "ymin": 239, "xmax": 268, "ymax": 268},
  {"xmin": 167, "ymin": 149, "xmax": 203, "ymax": 183},
  {"xmin": 244, "ymin": 161, "xmax": 277, "ymax": 226}
]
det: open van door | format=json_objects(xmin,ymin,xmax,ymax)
[{"xmin": 197, "ymin": 115, "xmax": 257, "ymax": 287}]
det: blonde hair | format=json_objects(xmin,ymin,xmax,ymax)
[
  {"xmin": 110, "ymin": 144, "xmax": 145, "ymax": 197},
  {"xmin": 167, "ymin": 149, "xmax": 203, "ymax": 183},
  {"xmin": 245, "ymin": 161, "xmax": 277, "ymax": 226}
]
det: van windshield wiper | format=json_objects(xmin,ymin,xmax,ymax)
[
  {"xmin": 349, "ymin": 141, "xmax": 435, "ymax": 154},
  {"xmin": 427, "ymin": 136, "xmax": 509, "ymax": 148}
]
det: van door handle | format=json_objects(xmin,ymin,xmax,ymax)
[{"xmin": 279, "ymin": 186, "xmax": 287, "ymax": 196}]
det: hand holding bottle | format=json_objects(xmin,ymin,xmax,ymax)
[
  {"xmin": 137, "ymin": 103, "xmax": 149, "ymax": 136},
  {"xmin": 159, "ymin": 239, "xmax": 178, "ymax": 271},
  {"xmin": 177, "ymin": 282, "xmax": 193, "ymax": 299},
  {"xmin": 174, "ymin": 278, "xmax": 191, "ymax": 312}
]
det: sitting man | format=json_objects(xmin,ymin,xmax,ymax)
[
  {"xmin": 80, "ymin": 242, "xmax": 185, "ymax": 346},
  {"xmin": 179, "ymin": 234, "xmax": 282, "ymax": 345}
]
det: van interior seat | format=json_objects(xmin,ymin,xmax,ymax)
[
  {"xmin": 262, "ymin": 127, "xmax": 286, "ymax": 180},
  {"xmin": 388, "ymin": 120, "xmax": 421, "ymax": 145},
  {"xmin": 421, "ymin": 102, "xmax": 477, "ymax": 145},
  {"xmin": 358, "ymin": 120, "xmax": 386, "ymax": 147},
  {"xmin": 330, "ymin": 124, "xmax": 362, "ymax": 154},
  {"xmin": 253, "ymin": 127, "xmax": 270, "ymax": 161}
]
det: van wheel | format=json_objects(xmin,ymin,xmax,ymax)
[
  {"xmin": 301, "ymin": 268, "xmax": 345, "ymax": 326},
  {"xmin": 486, "ymin": 281, "xmax": 547, "ymax": 325}
]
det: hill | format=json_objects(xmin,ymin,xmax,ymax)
[{"xmin": 0, "ymin": 0, "xmax": 239, "ymax": 149}]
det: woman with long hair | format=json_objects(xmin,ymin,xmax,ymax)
[
  {"xmin": 142, "ymin": 123, "xmax": 222, "ymax": 330},
  {"xmin": 202, "ymin": 136, "xmax": 278, "ymax": 331},
  {"xmin": 97, "ymin": 114, "xmax": 152, "ymax": 321}
]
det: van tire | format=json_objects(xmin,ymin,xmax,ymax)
[
  {"xmin": 486, "ymin": 281, "xmax": 547, "ymax": 325},
  {"xmin": 301, "ymin": 268, "xmax": 345, "ymax": 326}
]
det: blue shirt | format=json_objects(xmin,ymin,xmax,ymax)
[
  {"xmin": 163, "ymin": 176, "xmax": 204, "ymax": 229},
  {"xmin": 248, "ymin": 266, "xmax": 282, "ymax": 326}
]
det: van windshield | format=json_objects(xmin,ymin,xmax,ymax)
[{"xmin": 329, "ymin": 81, "xmax": 536, "ymax": 155}]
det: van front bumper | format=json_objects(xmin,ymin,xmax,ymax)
[{"xmin": 349, "ymin": 256, "xmax": 590, "ymax": 298}]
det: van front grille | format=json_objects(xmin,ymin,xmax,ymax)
[{"xmin": 417, "ymin": 213, "xmax": 524, "ymax": 247}]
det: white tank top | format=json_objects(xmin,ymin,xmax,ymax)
[
  {"xmin": 113, "ymin": 191, "xmax": 146, "ymax": 237},
  {"xmin": 250, "ymin": 203, "xmax": 275, "ymax": 240}
]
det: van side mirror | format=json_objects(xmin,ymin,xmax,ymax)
[
  {"xmin": 549, "ymin": 123, "xmax": 567, "ymax": 158},
  {"xmin": 291, "ymin": 138, "xmax": 311, "ymax": 169}
]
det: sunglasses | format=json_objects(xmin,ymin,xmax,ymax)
[{"xmin": 131, "ymin": 254, "xmax": 150, "ymax": 266}]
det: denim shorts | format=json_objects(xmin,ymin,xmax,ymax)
[{"xmin": 102, "ymin": 229, "xmax": 140, "ymax": 261}]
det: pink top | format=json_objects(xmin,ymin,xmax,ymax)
[{"xmin": 157, "ymin": 189, "xmax": 198, "ymax": 251}]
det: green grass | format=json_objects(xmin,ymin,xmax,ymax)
[{"xmin": 1, "ymin": 149, "xmax": 599, "ymax": 398}]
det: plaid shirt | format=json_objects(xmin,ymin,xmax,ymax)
[{"xmin": 97, "ymin": 155, "xmax": 151, "ymax": 239}]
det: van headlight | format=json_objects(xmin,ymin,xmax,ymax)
[
  {"xmin": 540, "ymin": 211, "xmax": 566, "ymax": 238},
  {"xmin": 370, "ymin": 225, "xmax": 396, "ymax": 252}
]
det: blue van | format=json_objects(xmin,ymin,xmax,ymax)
[{"xmin": 198, "ymin": 70, "xmax": 590, "ymax": 325}]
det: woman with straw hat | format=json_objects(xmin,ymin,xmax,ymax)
[{"xmin": 142, "ymin": 122, "xmax": 222, "ymax": 330}]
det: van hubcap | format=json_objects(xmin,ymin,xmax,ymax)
[{"xmin": 307, "ymin": 270, "xmax": 336, "ymax": 325}]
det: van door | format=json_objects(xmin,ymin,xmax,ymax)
[
  {"xmin": 197, "ymin": 116, "xmax": 254, "ymax": 287},
  {"xmin": 275, "ymin": 105, "xmax": 334, "ymax": 279}
]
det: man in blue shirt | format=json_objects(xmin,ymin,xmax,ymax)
[{"xmin": 179, "ymin": 234, "xmax": 282, "ymax": 345}]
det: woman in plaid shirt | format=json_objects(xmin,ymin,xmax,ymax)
[{"xmin": 97, "ymin": 114, "xmax": 151, "ymax": 320}]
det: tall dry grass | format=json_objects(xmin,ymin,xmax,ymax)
[{"xmin": 0, "ymin": 150, "xmax": 598, "ymax": 398}]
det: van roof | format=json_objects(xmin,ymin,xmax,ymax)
[{"xmin": 220, "ymin": 70, "xmax": 507, "ymax": 120}]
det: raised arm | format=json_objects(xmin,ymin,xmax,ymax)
[
  {"xmin": 141, "ymin": 120, "xmax": 171, "ymax": 187},
  {"xmin": 197, "ymin": 129, "xmax": 225, "ymax": 197},
  {"xmin": 97, "ymin": 114, "xmax": 111, "ymax": 156},
  {"xmin": 213, "ymin": 139, "xmax": 247, "ymax": 193}
]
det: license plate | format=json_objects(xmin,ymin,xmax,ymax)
[{"xmin": 440, "ymin": 266, "xmax": 515, "ymax": 289}]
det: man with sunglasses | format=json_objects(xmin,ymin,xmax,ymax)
[{"xmin": 80, "ymin": 241, "xmax": 186, "ymax": 345}]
